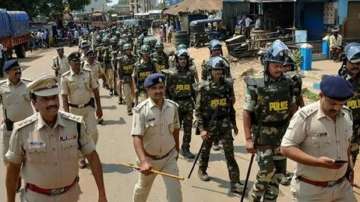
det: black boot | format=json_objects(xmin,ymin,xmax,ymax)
[
  {"xmin": 109, "ymin": 89, "xmax": 113, "ymax": 96},
  {"xmin": 198, "ymin": 170, "xmax": 210, "ymax": 181},
  {"xmin": 181, "ymin": 147, "xmax": 195, "ymax": 159},
  {"xmin": 230, "ymin": 182, "xmax": 244, "ymax": 194}
]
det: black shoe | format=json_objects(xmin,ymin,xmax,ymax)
[
  {"xmin": 114, "ymin": 91, "xmax": 118, "ymax": 96},
  {"xmin": 198, "ymin": 170, "xmax": 210, "ymax": 181},
  {"xmin": 118, "ymin": 98, "xmax": 124, "ymax": 105},
  {"xmin": 230, "ymin": 182, "xmax": 244, "ymax": 194},
  {"xmin": 109, "ymin": 90, "xmax": 113, "ymax": 96},
  {"xmin": 181, "ymin": 148, "xmax": 195, "ymax": 159},
  {"xmin": 128, "ymin": 110, "xmax": 133, "ymax": 116}
]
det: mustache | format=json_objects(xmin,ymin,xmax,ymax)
[{"xmin": 46, "ymin": 105, "xmax": 59, "ymax": 110}]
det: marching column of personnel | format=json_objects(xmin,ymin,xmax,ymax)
[{"xmin": 1, "ymin": 24, "xmax": 360, "ymax": 202}]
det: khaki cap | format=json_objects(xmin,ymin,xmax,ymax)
[{"xmin": 27, "ymin": 75, "xmax": 59, "ymax": 96}]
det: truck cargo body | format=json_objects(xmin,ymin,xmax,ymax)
[{"xmin": 0, "ymin": 9, "xmax": 30, "ymax": 58}]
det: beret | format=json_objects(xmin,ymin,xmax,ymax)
[
  {"xmin": 320, "ymin": 75, "xmax": 353, "ymax": 101},
  {"xmin": 68, "ymin": 52, "xmax": 81, "ymax": 62},
  {"xmin": 27, "ymin": 75, "xmax": 59, "ymax": 97},
  {"xmin": 3, "ymin": 59, "xmax": 20, "ymax": 72},
  {"xmin": 144, "ymin": 73, "xmax": 165, "ymax": 88}
]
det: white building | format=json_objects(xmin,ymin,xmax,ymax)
[{"xmin": 83, "ymin": 0, "xmax": 108, "ymax": 12}]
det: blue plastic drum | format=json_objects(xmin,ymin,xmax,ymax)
[
  {"xmin": 300, "ymin": 43, "xmax": 313, "ymax": 71},
  {"xmin": 322, "ymin": 38, "xmax": 329, "ymax": 58}
]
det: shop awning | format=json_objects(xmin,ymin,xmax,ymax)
[{"xmin": 164, "ymin": 0, "xmax": 222, "ymax": 15}]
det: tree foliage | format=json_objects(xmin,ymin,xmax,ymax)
[{"xmin": 0, "ymin": 0, "xmax": 91, "ymax": 18}]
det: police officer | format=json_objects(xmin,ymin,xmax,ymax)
[
  {"xmin": 61, "ymin": 52, "xmax": 103, "ymax": 168},
  {"xmin": 1, "ymin": 60, "xmax": 34, "ymax": 165},
  {"xmin": 131, "ymin": 73, "xmax": 183, "ymax": 202},
  {"xmin": 5, "ymin": 75, "xmax": 107, "ymax": 202},
  {"xmin": 52, "ymin": 47, "xmax": 70, "ymax": 78},
  {"xmin": 117, "ymin": 43, "xmax": 137, "ymax": 115},
  {"xmin": 151, "ymin": 41, "xmax": 169, "ymax": 72},
  {"xmin": 132, "ymin": 45, "xmax": 156, "ymax": 105},
  {"xmin": 166, "ymin": 49, "xmax": 197, "ymax": 159},
  {"xmin": 200, "ymin": 39, "xmax": 231, "ymax": 150},
  {"xmin": 338, "ymin": 43, "xmax": 360, "ymax": 165},
  {"xmin": 103, "ymin": 38, "xmax": 115, "ymax": 95},
  {"xmin": 243, "ymin": 40, "xmax": 296, "ymax": 202},
  {"xmin": 110, "ymin": 36, "xmax": 119, "ymax": 96},
  {"xmin": 196, "ymin": 56, "xmax": 242, "ymax": 194},
  {"xmin": 1, "ymin": 59, "xmax": 34, "ymax": 197},
  {"xmin": 281, "ymin": 75, "xmax": 356, "ymax": 202},
  {"xmin": 201, "ymin": 39, "xmax": 231, "ymax": 81}
]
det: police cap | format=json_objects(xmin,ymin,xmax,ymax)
[
  {"xmin": 144, "ymin": 73, "xmax": 165, "ymax": 88},
  {"xmin": 4, "ymin": 59, "xmax": 20, "ymax": 72},
  {"xmin": 68, "ymin": 52, "xmax": 81, "ymax": 62},
  {"xmin": 320, "ymin": 75, "xmax": 353, "ymax": 101}
]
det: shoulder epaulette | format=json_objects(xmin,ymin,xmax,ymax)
[
  {"xmin": 166, "ymin": 99, "xmax": 179, "ymax": 107},
  {"xmin": 298, "ymin": 103, "xmax": 318, "ymax": 119},
  {"xmin": 60, "ymin": 111, "xmax": 83, "ymax": 123},
  {"xmin": 133, "ymin": 100, "xmax": 149, "ymax": 113},
  {"xmin": 14, "ymin": 114, "xmax": 37, "ymax": 130}
]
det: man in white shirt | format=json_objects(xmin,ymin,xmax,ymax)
[{"xmin": 329, "ymin": 27, "xmax": 343, "ymax": 61}]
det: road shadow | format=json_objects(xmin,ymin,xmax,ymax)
[
  {"xmin": 102, "ymin": 163, "xmax": 134, "ymax": 174},
  {"xmin": 102, "ymin": 105, "xmax": 117, "ymax": 110},
  {"xmin": 102, "ymin": 117, "xmax": 126, "ymax": 125}
]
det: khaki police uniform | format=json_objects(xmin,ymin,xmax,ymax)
[
  {"xmin": 61, "ymin": 69, "xmax": 99, "ymax": 144},
  {"xmin": 5, "ymin": 75, "xmax": 96, "ymax": 202},
  {"xmin": 83, "ymin": 60, "xmax": 104, "ymax": 83},
  {"xmin": 281, "ymin": 101, "xmax": 356, "ymax": 202},
  {"xmin": 6, "ymin": 112, "xmax": 95, "ymax": 202},
  {"xmin": 131, "ymin": 98, "xmax": 182, "ymax": 202},
  {"xmin": 0, "ymin": 79, "xmax": 34, "ymax": 162},
  {"xmin": 52, "ymin": 56, "xmax": 70, "ymax": 78}
]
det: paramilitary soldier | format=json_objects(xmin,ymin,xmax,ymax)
[
  {"xmin": 338, "ymin": 43, "xmax": 360, "ymax": 165},
  {"xmin": 61, "ymin": 52, "xmax": 103, "ymax": 168},
  {"xmin": 243, "ymin": 40, "xmax": 296, "ymax": 202},
  {"xmin": 151, "ymin": 41, "xmax": 169, "ymax": 73},
  {"xmin": 5, "ymin": 75, "xmax": 107, "ymax": 202},
  {"xmin": 117, "ymin": 43, "xmax": 137, "ymax": 115},
  {"xmin": 200, "ymin": 39, "xmax": 231, "ymax": 150},
  {"xmin": 196, "ymin": 56, "xmax": 242, "ymax": 194},
  {"xmin": 133, "ymin": 45, "xmax": 156, "ymax": 105},
  {"xmin": 166, "ymin": 49, "xmax": 197, "ymax": 159}
]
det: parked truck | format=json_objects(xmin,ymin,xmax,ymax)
[{"xmin": 0, "ymin": 9, "xmax": 30, "ymax": 58}]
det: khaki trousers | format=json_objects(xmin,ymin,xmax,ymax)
[
  {"xmin": 21, "ymin": 183, "xmax": 81, "ymax": 202},
  {"xmin": 105, "ymin": 68, "xmax": 114, "ymax": 89},
  {"xmin": 290, "ymin": 177, "xmax": 356, "ymax": 202},
  {"xmin": 1, "ymin": 124, "xmax": 11, "ymax": 163},
  {"xmin": 123, "ymin": 83, "xmax": 133, "ymax": 112},
  {"xmin": 70, "ymin": 106, "xmax": 98, "ymax": 145},
  {"xmin": 133, "ymin": 149, "xmax": 182, "ymax": 202}
]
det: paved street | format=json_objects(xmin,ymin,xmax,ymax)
[{"xmin": 0, "ymin": 47, "xmax": 359, "ymax": 202}]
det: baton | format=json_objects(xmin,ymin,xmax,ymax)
[
  {"xmin": 241, "ymin": 153, "xmax": 255, "ymax": 202},
  {"xmin": 188, "ymin": 141, "xmax": 205, "ymax": 179},
  {"xmin": 120, "ymin": 162, "xmax": 185, "ymax": 181}
]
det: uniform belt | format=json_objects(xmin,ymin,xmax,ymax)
[
  {"xmin": 69, "ymin": 98, "xmax": 94, "ymax": 108},
  {"xmin": 145, "ymin": 148, "xmax": 174, "ymax": 160},
  {"xmin": 297, "ymin": 175, "xmax": 346, "ymax": 187},
  {"xmin": 25, "ymin": 176, "xmax": 79, "ymax": 196}
]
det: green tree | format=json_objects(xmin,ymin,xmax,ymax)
[{"xmin": 0, "ymin": 0, "xmax": 91, "ymax": 18}]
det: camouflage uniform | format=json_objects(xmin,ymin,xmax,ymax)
[
  {"xmin": 244, "ymin": 72, "xmax": 294, "ymax": 202},
  {"xmin": 118, "ymin": 44, "xmax": 137, "ymax": 114},
  {"xmin": 133, "ymin": 46, "xmax": 156, "ymax": 103},
  {"xmin": 151, "ymin": 42, "xmax": 169, "ymax": 72},
  {"xmin": 196, "ymin": 71, "xmax": 241, "ymax": 191},
  {"xmin": 166, "ymin": 53, "xmax": 196, "ymax": 158}
]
